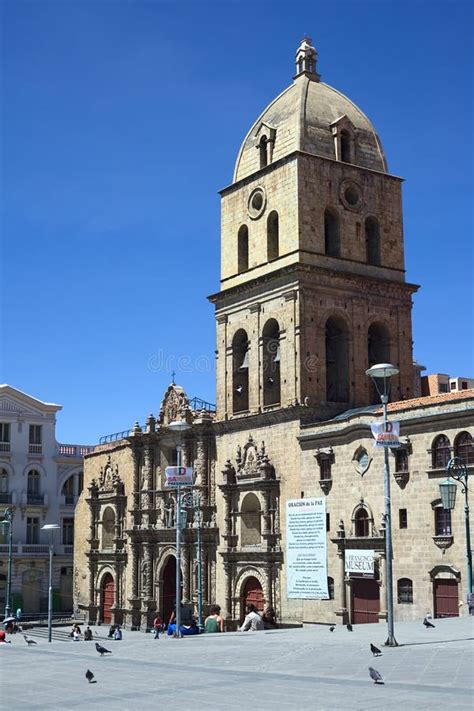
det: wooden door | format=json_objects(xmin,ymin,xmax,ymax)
[
  {"xmin": 434, "ymin": 579, "xmax": 459, "ymax": 618},
  {"xmin": 101, "ymin": 574, "xmax": 115, "ymax": 624},
  {"xmin": 162, "ymin": 556, "xmax": 177, "ymax": 625},
  {"xmin": 352, "ymin": 578, "xmax": 380, "ymax": 624},
  {"xmin": 241, "ymin": 576, "xmax": 264, "ymax": 621}
]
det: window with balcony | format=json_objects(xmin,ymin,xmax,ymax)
[
  {"xmin": 27, "ymin": 470, "xmax": 42, "ymax": 504},
  {"xmin": 0, "ymin": 469, "xmax": 10, "ymax": 504},
  {"xmin": 434, "ymin": 506, "xmax": 452, "ymax": 536},
  {"xmin": 29, "ymin": 424, "xmax": 42, "ymax": 453},
  {"xmin": 26, "ymin": 517, "xmax": 40, "ymax": 544},
  {"xmin": 62, "ymin": 518, "xmax": 74, "ymax": 546},
  {"xmin": 0, "ymin": 423, "xmax": 10, "ymax": 452}
]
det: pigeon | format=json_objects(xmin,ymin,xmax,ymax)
[
  {"xmin": 85, "ymin": 670, "xmax": 95, "ymax": 683},
  {"xmin": 423, "ymin": 617, "xmax": 435, "ymax": 628},
  {"xmin": 346, "ymin": 623, "xmax": 353, "ymax": 631},
  {"xmin": 369, "ymin": 667, "xmax": 384, "ymax": 684},
  {"xmin": 370, "ymin": 643, "xmax": 382, "ymax": 656},
  {"xmin": 23, "ymin": 635, "xmax": 37, "ymax": 646},
  {"xmin": 329, "ymin": 625, "xmax": 335, "ymax": 632},
  {"xmin": 95, "ymin": 642, "xmax": 112, "ymax": 656}
]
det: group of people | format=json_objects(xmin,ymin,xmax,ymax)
[
  {"xmin": 69, "ymin": 624, "xmax": 94, "ymax": 641},
  {"xmin": 151, "ymin": 602, "xmax": 277, "ymax": 637},
  {"xmin": 107, "ymin": 624, "xmax": 122, "ymax": 640}
]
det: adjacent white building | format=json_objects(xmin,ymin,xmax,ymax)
[{"xmin": 0, "ymin": 385, "xmax": 92, "ymax": 615}]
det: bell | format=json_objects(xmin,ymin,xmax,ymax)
[
  {"xmin": 267, "ymin": 377, "xmax": 275, "ymax": 386},
  {"xmin": 239, "ymin": 350, "xmax": 249, "ymax": 370},
  {"xmin": 273, "ymin": 345, "xmax": 281, "ymax": 363},
  {"xmin": 235, "ymin": 384, "xmax": 243, "ymax": 395}
]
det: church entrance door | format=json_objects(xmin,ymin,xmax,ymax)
[
  {"xmin": 101, "ymin": 573, "xmax": 114, "ymax": 624},
  {"xmin": 434, "ymin": 579, "xmax": 459, "ymax": 618},
  {"xmin": 162, "ymin": 556, "xmax": 178, "ymax": 625},
  {"xmin": 241, "ymin": 576, "xmax": 264, "ymax": 622}
]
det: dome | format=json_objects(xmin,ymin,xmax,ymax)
[{"xmin": 233, "ymin": 38, "xmax": 387, "ymax": 182}]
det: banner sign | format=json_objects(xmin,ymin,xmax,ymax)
[
  {"xmin": 164, "ymin": 466, "xmax": 194, "ymax": 487},
  {"xmin": 287, "ymin": 497, "xmax": 329, "ymax": 599},
  {"xmin": 345, "ymin": 549, "xmax": 374, "ymax": 578},
  {"xmin": 370, "ymin": 421, "xmax": 401, "ymax": 448}
]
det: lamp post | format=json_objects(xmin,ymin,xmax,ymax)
[
  {"xmin": 1, "ymin": 508, "xmax": 14, "ymax": 618},
  {"xmin": 41, "ymin": 523, "xmax": 60, "ymax": 642},
  {"xmin": 439, "ymin": 457, "xmax": 472, "ymax": 610},
  {"xmin": 168, "ymin": 418, "xmax": 191, "ymax": 638},
  {"xmin": 182, "ymin": 489, "xmax": 203, "ymax": 631},
  {"xmin": 366, "ymin": 362, "xmax": 399, "ymax": 647}
]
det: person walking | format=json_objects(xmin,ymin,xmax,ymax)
[
  {"xmin": 153, "ymin": 615, "xmax": 162, "ymax": 639},
  {"xmin": 204, "ymin": 605, "xmax": 225, "ymax": 633},
  {"xmin": 240, "ymin": 604, "xmax": 264, "ymax": 632}
]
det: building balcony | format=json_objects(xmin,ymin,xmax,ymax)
[
  {"xmin": 0, "ymin": 492, "xmax": 13, "ymax": 504},
  {"xmin": 28, "ymin": 444, "xmax": 43, "ymax": 454},
  {"xmin": 57, "ymin": 443, "xmax": 94, "ymax": 458},
  {"xmin": 0, "ymin": 442, "xmax": 11, "ymax": 453},
  {"xmin": 20, "ymin": 544, "xmax": 50, "ymax": 555},
  {"xmin": 0, "ymin": 543, "xmax": 73, "ymax": 557},
  {"xmin": 21, "ymin": 492, "xmax": 49, "ymax": 507}
]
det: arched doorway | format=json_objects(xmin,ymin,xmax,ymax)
[
  {"xmin": 240, "ymin": 576, "xmax": 264, "ymax": 622},
  {"xmin": 100, "ymin": 573, "xmax": 115, "ymax": 624},
  {"xmin": 162, "ymin": 556, "xmax": 177, "ymax": 625}
]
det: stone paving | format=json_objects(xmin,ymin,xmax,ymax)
[{"xmin": 1, "ymin": 616, "xmax": 473, "ymax": 710}]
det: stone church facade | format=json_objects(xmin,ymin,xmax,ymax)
[{"xmin": 74, "ymin": 38, "xmax": 473, "ymax": 628}]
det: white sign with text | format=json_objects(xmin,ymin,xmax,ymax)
[
  {"xmin": 287, "ymin": 497, "xmax": 329, "ymax": 599},
  {"xmin": 345, "ymin": 549, "xmax": 375, "ymax": 578}
]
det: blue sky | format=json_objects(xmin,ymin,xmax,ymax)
[{"xmin": 1, "ymin": 0, "xmax": 473, "ymax": 444}]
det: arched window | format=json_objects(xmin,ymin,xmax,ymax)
[
  {"xmin": 62, "ymin": 476, "xmax": 74, "ymax": 505},
  {"xmin": 240, "ymin": 493, "xmax": 261, "ymax": 546},
  {"xmin": 367, "ymin": 323, "xmax": 391, "ymax": 404},
  {"xmin": 325, "ymin": 317, "xmax": 349, "ymax": 402},
  {"xmin": 327, "ymin": 577, "xmax": 335, "ymax": 600},
  {"xmin": 366, "ymin": 217, "xmax": 381, "ymax": 266},
  {"xmin": 355, "ymin": 509, "xmax": 370, "ymax": 537},
  {"xmin": 262, "ymin": 318, "xmax": 281, "ymax": 407},
  {"xmin": 434, "ymin": 504, "xmax": 452, "ymax": 536},
  {"xmin": 340, "ymin": 129, "xmax": 351, "ymax": 162},
  {"xmin": 324, "ymin": 209, "xmax": 340, "ymax": 257},
  {"xmin": 0, "ymin": 469, "xmax": 9, "ymax": 504},
  {"xmin": 259, "ymin": 136, "xmax": 268, "ymax": 169},
  {"xmin": 232, "ymin": 329, "xmax": 249, "ymax": 414},
  {"xmin": 397, "ymin": 578, "xmax": 413, "ymax": 604},
  {"xmin": 238, "ymin": 225, "xmax": 249, "ymax": 273},
  {"xmin": 454, "ymin": 431, "xmax": 474, "ymax": 465},
  {"xmin": 27, "ymin": 470, "xmax": 41, "ymax": 504},
  {"xmin": 267, "ymin": 211, "xmax": 279, "ymax": 261},
  {"xmin": 102, "ymin": 507, "xmax": 115, "ymax": 550},
  {"xmin": 432, "ymin": 435, "xmax": 451, "ymax": 469}
]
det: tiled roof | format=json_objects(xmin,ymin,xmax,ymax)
[{"xmin": 382, "ymin": 389, "xmax": 474, "ymax": 414}]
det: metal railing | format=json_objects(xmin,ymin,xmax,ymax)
[
  {"xmin": 0, "ymin": 442, "xmax": 10, "ymax": 452},
  {"xmin": 26, "ymin": 493, "xmax": 45, "ymax": 505},
  {"xmin": 28, "ymin": 444, "xmax": 43, "ymax": 454}
]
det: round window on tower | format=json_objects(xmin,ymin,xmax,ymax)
[
  {"xmin": 247, "ymin": 187, "xmax": 266, "ymax": 220},
  {"xmin": 339, "ymin": 180, "xmax": 363, "ymax": 212}
]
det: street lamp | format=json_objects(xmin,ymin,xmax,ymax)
[
  {"xmin": 439, "ymin": 457, "xmax": 472, "ymax": 610},
  {"xmin": 1, "ymin": 508, "xmax": 14, "ymax": 618},
  {"xmin": 168, "ymin": 418, "xmax": 191, "ymax": 638},
  {"xmin": 182, "ymin": 489, "xmax": 203, "ymax": 631},
  {"xmin": 366, "ymin": 362, "xmax": 399, "ymax": 647},
  {"xmin": 41, "ymin": 523, "xmax": 60, "ymax": 642}
]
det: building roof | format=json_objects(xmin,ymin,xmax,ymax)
[
  {"xmin": 0, "ymin": 384, "xmax": 62, "ymax": 413},
  {"xmin": 233, "ymin": 39, "xmax": 388, "ymax": 182},
  {"xmin": 383, "ymin": 389, "xmax": 474, "ymax": 414}
]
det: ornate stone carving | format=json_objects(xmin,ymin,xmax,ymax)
[{"xmin": 158, "ymin": 384, "xmax": 192, "ymax": 426}]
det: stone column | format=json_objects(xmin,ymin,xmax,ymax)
[
  {"xmin": 141, "ymin": 446, "xmax": 153, "ymax": 526},
  {"xmin": 224, "ymin": 562, "xmax": 232, "ymax": 621},
  {"xmin": 131, "ymin": 448, "xmax": 141, "ymax": 526},
  {"xmin": 249, "ymin": 303, "xmax": 261, "ymax": 412},
  {"xmin": 131, "ymin": 543, "xmax": 139, "ymax": 599},
  {"xmin": 143, "ymin": 543, "xmax": 153, "ymax": 600},
  {"xmin": 195, "ymin": 436, "xmax": 207, "ymax": 489},
  {"xmin": 262, "ymin": 491, "xmax": 271, "ymax": 536},
  {"xmin": 337, "ymin": 549, "xmax": 348, "ymax": 622}
]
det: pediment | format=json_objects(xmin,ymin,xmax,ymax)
[{"xmin": 0, "ymin": 397, "xmax": 41, "ymax": 419}]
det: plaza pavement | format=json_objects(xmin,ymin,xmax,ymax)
[{"xmin": 1, "ymin": 616, "xmax": 473, "ymax": 710}]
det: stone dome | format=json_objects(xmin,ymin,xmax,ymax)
[{"xmin": 233, "ymin": 38, "xmax": 387, "ymax": 182}]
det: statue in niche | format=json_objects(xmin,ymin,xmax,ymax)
[{"xmin": 164, "ymin": 497, "xmax": 175, "ymax": 528}]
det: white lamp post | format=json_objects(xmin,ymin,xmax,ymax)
[
  {"xmin": 366, "ymin": 362, "xmax": 399, "ymax": 647},
  {"xmin": 1, "ymin": 508, "xmax": 14, "ymax": 618},
  {"xmin": 168, "ymin": 418, "xmax": 191, "ymax": 638},
  {"xmin": 41, "ymin": 523, "xmax": 60, "ymax": 642}
]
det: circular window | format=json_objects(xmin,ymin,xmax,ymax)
[
  {"xmin": 339, "ymin": 180, "xmax": 363, "ymax": 211},
  {"xmin": 247, "ymin": 187, "xmax": 266, "ymax": 219}
]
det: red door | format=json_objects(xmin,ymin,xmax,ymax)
[
  {"xmin": 434, "ymin": 579, "xmax": 459, "ymax": 618},
  {"xmin": 352, "ymin": 578, "xmax": 380, "ymax": 624},
  {"xmin": 162, "ymin": 556, "xmax": 177, "ymax": 625},
  {"xmin": 101, "ymin": 574, "xmax": 115, "ymax": 624},
  {"xmin": 241, "ymin": 576, "xmax": 264, "ymax": 621}
]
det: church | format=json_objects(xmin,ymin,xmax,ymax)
[{"xmin": 73, "ymin": 38, "xmax": 473, "ymax": 628}]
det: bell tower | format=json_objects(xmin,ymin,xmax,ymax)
[{"xmin": 209, "ymin": 39, "xmax": 418, "ymax": 421}]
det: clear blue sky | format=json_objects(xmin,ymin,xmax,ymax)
[{"xmin": 1, "ymin": 1, "xmax": 473, "ymax": 444}]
